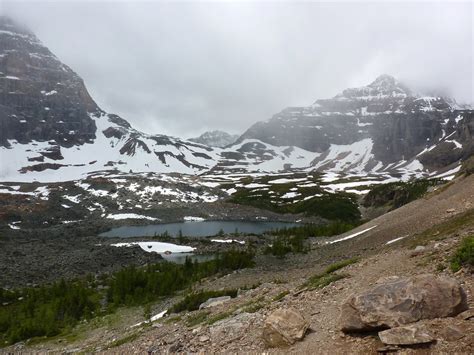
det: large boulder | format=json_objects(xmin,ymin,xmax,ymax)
[
  {"xmin": 340, "ymin": 274, "xmax": 468, "ymax": 332},
  {"xmin": 262, "ymin": 308, "xmax": 310, "ymax": 348}
]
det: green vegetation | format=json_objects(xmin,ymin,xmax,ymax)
[
  {"xmin": 170, "ymin": 289, "xmax": 238, "ymax": 313},
  {"xmin": 324, "ymin": 257, "xmax": 359, "ymax": 273},
  {"xmin": 363, "ymin": 179, "xmax": 442, "ymax": 210},
  {"xmin": 227, "ymin": 173, "xmax": 361, "ymax": 222},
  {"xmin": 304, "ymin": 273, "xmax": 347, "ymax": 290},
  {"xmin": 265, "ymin": 222, "xmax": 359, "ymax": 258},
  {"xmin": 272, "ymin": 290, "xmax": 289, "ymax": 302},
  {"xmin": 461, "ymin": 156, "xmax": 474, "ymax": 176},
  {"xmin": 186, "ymin": 311, "xmax": 210, "ymax": 327},
  {"xmin": 301, "ymin": 257, "xmax": 358, "ymax": 290},
  {"xmin": 107, "ymin": 331, "xmax": 142, "ymax": 348},
  {"xmin": 0, "ymin": 279, "xmax": 100, "ymax": 345},
  {"xmin": 206, "ymin": 310, "xmax": 234, "ymax": 325},
  {"xmin": 407, "ymin": 209, "xmax": 474, "ymax": 247},
  {"xmin": 450, "ymin": 236, "xmax": 474, "ymax": 272},
  {"xmin": 272, "ymin": 221, "xmax": 358, "ymax": 238},
  {"xmin": 107, "ymin": 250, "xmax": 254, "ymax": 308},
  {"xmin": 264, "ymin": 234, "xmax": 309, "ymax": 257},
  {"xmin": 0, "ymin": 250, "xmax": 255, "ymax": 346},
  {"xmin": 231, "ymin": 190, "xmax": 360, "ymax": 221}
]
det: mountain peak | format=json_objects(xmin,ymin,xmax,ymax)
[
  {"xmin": 0, "ymin": 15, "xmax": 34, "ymax": 37},
  {"xmin": 368, "ymin": 74, "xmax": 397, "ymax": 88},
  {"xmin": 189, "ymin": 130, "xmax": 239, "ymax": 148}
]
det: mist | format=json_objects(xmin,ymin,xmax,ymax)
[{"xmin": 2, "ymin": 0, "xmax": 472, "ymax": 138}]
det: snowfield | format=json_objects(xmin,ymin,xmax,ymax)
[
  {"xmin": 106, "ymin": 213, "xmax": 160, "ymax": 221},
  {"xmin": 328, "ymin": 225, "xmax": 377, "ymax": 244},
  {"xmin": 112, "ymin": 242, "xmax": 195, "ymax": 254}
]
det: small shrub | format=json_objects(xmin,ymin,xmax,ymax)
[
  {"xmin": 450, "ymin": 236, "xmax": 474, "ymax": 272},
  {"xmin": 206, "ymin": 310, "xmax": 234, "ymax": 325},
  {"xmin": 324, "ymin": 258, "xmax": 358, "ymax": 273},
  {"xmin": 303, "ymin": 273, "xmax": 347, "ymax": 290},
  {"xmin": 272, "ymin": 291, "xmax": 289, "ymax": 302},
  {"xmin": 143, "ymin": 304, "xmax": 152, "ymax": 321},
  {"xmin": 186, "ymin": 311, "xmax": 210, "ymax": 327},
  {"xmin": 301, "ymin": 257, "xmax": 358, "ymax": 290}
]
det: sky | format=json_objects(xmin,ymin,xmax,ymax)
[{"xmin": 1, "ymin": 1, "xmax": 473, "ymax": 138}]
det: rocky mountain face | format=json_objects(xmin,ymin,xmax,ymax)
[
  {"xmin": 0, "ymin": 16, "xmax": 472, "ymax": 182},
  {"xmin": 0, "ymin": 16, "xmax": 219, "ymax": 181},
  {"xmin": 189, "ymin": 130, "xmax": 239, "ymax": 148},
  {"xmin": 239, "ymin": 74, "xmax": 472, "ymax": 174},
  {"xmin": 0, "ymin": 17, "xmax": 99, "ymax": 148}
]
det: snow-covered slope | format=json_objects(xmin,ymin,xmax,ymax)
[
  {"xmin": 189, "ymin": 130, "xmax": 239, "ymax": 148},
  {"xmin": 1, "ymin": 112, "xmax": 221, "ymax": 182}
]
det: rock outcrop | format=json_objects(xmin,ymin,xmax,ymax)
[
  {"xmin": 262, "ymin": 308, "xmax": 310, "ymax": 347},
  {"xmin": 0, "ymin": 16, "xmax": 99, "ymax": 148},
  {"xmin": 339, "ymin": 274, "xmax": 468, "ymax": 332},
  {"xmin": 378, "ymin": 324, "xmax": 435, "ymax": 345},
  {"xmin": 238, "ymin": 74, "xmax": 473, "ymax": 173}
]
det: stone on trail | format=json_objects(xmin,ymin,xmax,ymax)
[
  {"xmin": 199, "ymin": 296, "xmax": 232, "ymax": 309},
  {"xmin": 378, "ymin": 324, "xmax": 435, "ymax": 345},
  {"xmin": 339, "ymin": 274, "xmax": 468, "ymax": 332},
  {"xmin": 262, "ymin": 308, "xmax": 310, "ymax": 348}
]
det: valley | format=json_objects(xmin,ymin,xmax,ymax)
[{"xmin": 0, "ymin": 14, "xmax": 472, "ymax": 354}]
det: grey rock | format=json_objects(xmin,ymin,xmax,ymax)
[
  {"xmin": 440, "ymin": 325, "xmax": 465, "ymax": 341},
  {"xmin": 340, "ymin": 274, "xmax": 468, "ymax": 332},
  {"xmin": 199, "ymin": 296, "xmax": 232, "ymax": 309},
  {"xmin": 410, "ymin": 245, "xmax": 427, "ymax": 257},
  {"xmin": 262, "ymin": 307, "xmax": 310, "ymax": 348},
  {"xmin": 198, "ymin": 335, "xmax": 210, "ymax": 342},
  {"xmin": 378, "ymin": 324, "xmax": 435, "ymax": 345}
]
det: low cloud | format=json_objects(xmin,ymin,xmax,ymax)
[{"xmin": 3, "ymin": 1, "xmax": 472, "ymax": 137}]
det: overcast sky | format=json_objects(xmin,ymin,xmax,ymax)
[{"xmin": 2, "ymin": 1, "xmax": 473, "ymax": 138}]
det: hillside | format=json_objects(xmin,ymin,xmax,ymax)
[{"xmin": 3, "ymin": 173, "xmax": 472, "ymax": 353}]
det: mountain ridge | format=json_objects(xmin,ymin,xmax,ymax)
[
  {"xmin": 0, "ymin": 16, "xmax": 472, "ymax": 182},
  {"xmin": 189, "ymin": 130, "xmax": 239, "ymax": 148}
]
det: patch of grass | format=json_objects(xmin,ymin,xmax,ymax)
[
  {"xmin": 301, "ymin": 257, "xmax": 358, "ymax": 290},
  {"xmin": 170, "ymin": 289, "xmax": 238, "ymax": 313},
  {"xmin": 163, "ymin": 315, "xmax": 182, "ymax": 324},
  {"xmin": 303, "ymin": 273, "xmax": 347, "ymax": 290},
  {"xmin": 450, "ymin": 236, "xmax": 474, "ymax": 272},
  {"xmin": 406, "ymin": 209, "xmax": 474, "ymax": 247},
  {"xmin": 107, "ymin": 331, "xmax": 141, "ymax": 348},
  {"xmin": 272, "ymin": 291, "xmax": 289, "ymax": 302},
  {"xmin": 242, "ymin": 302, "xmax": 266, "ymax": 313},
  {"xmin": 206, "ymin": 310, "xmax": 235, "ymax": 325},
  {"xmin": 240, "ymin": 296, "xmax": 266, "ymax": 313},
  {"xmin": 186, "ymin": 311, "xmax": 210, "ymax": 327},
  {"xmin": 324, "ymin": 258, "xmax": 359, "ymax": 274}
]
